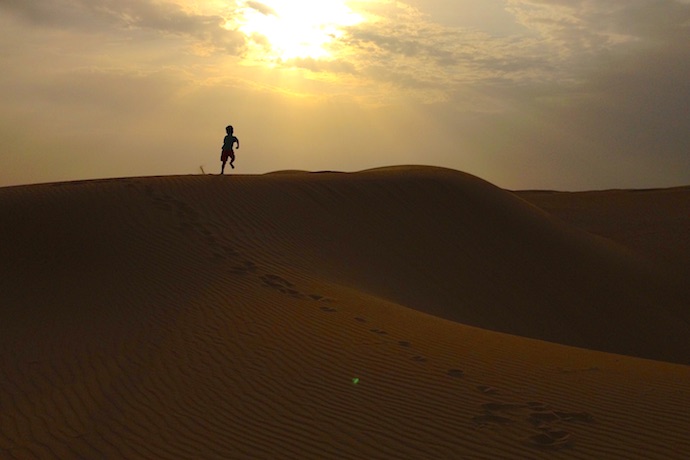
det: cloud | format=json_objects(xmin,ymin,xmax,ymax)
[
  {"xmin": 0, "ymin": 0, "xmax": 83, "ymax": 27},
  {"xmin": 506, "ymin": 0, "xmax": 690, "ymax": 51},
  {"xmin": 245, "ymin": 1, "xmax": 277, "ymax": 17},
  {"xmin": 0, "ymin": 0, "xmax": 246, "ymax": 54},
  {"xmin": 337, "ymin": 2, "xmax": 560, "ymax": 102},
  {"xmin": 339, "ymin": 0, "xmax": 690, "ymax": 101}
]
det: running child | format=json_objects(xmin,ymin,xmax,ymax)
[{"xmin": 221, "ymin": 125, "xmax": 240, "ymax": 174}]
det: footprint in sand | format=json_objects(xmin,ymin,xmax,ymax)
[
  {"xmin": 260, "ymin": 274, "xmax": 308, "ymax": 299},
  {"xmin": 528, "ymin": 409, "xmax": 594, "ymax": 426},
  {"xmin": 210, "ymin": 244, "xmax": 235, "ymax": 262},
  {"xmin": 476, "ymin": 385, "xmax": 498, "ymax": 395},
  {"xmin": 319, "ymin": 306, "xmax": 337, "ymax": 313},
  {"xmin": 220, "ymin": 245, "xmax": 240, "ymax": 258},
  {"xmin": 528, "ymin": 411, "xmax": 561, "ymax": 427},
  {"xmin": 472, "ymin": 414, "xmax": 513, "ymax": 427},
  {"xmin": 285, "ymin": 289, "xmax": 306, "ymax": 299},
  {"xmin": 472, "ymin": 398, "xmax": 592, "ymax": 449},
  {"xmin": 525, "ymin": 411, "xmax": 592, "ymax": 450},
  {"xmin": 369, "ymin": 329, "xmax": 388, "ymax": 335},
  {"xmin": 528, "ymin": 430, "xmax": 572, "ymax": 450},
  {"xmin": 261, "ymin": 274, "xmax": 295, "ymax": 288},
  {"xmin": 175, "ymin": 202, "xmax": 201, "ymax": 222},
  {"xmin": 398, "ymin": 341, "xmax": 411, "ymax": 347},
  {"xmin": 447, "ymin": 369, "xmax": 464, "ymax": 378},
  {"xmin": 354, "ymin": 317, "xmax": 368, "ymax": 323},
  {"xmin": 482, "ymin": 402, "xmax": 526, "ymax": 412},
  {"xmin": 211, "ymin": 253, "xmax": 226, "ymax": 262},
  {"xmin": 153, "ymin": 200, "xmax": 172, "ymax": 211},
  {"xmin": 309, "ymin": 294, "xmax": 337, "ymax": 303},
  {"xmin": 472, "ymin": 402, "xmax": 524, "ymax": 428},
  {"xmin": 229, "ymin": 260, "xmax": 258, "ymax": 274},
  {"xmin": 473, "ymin": 401, "xmax": 528, "ymax": 428},
  {"xmin": 554, "ymin": 411, "xmax": 594, "ymax": 423},
  {"xmin": 526, "ymin": 401, "xmax": 550, "ymax": 411},
  {"xmin": 411, "ymin": 355, "xmax": 427, "ymax": 363}
]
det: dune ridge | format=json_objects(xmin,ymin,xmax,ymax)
[{"xmin": 1, "ymin": 166, "xmax": 689, "ymax": 459}]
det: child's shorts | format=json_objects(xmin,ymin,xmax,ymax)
[{"xmin": 221, "ymin": 150, "xmax": 235, "ymax": 162}]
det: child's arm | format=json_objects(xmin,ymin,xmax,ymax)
[{"xmin": 235, "ymin": 137, "xmax": 240, "ymax": 149}]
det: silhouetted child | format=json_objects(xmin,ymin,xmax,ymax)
[{"xmin": 221, "ymin": 125, "xmax": 240, "ymax": 174}]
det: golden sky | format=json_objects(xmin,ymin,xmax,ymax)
[{"xmin": 1, "ymin": 0, "xmax": 689, "ymax": 189}]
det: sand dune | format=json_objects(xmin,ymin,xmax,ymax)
[
  {"xmin": 518, "ymin": 187, "xmax": 690, "ymax": 277},
  {"xmin": 1, "ymin": 166, "xmax": 689, "ymax": 458}
]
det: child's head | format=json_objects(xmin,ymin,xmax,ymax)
[{"xmin": 226, "ymin": 125, "xmax": 234, "ymax": 134}]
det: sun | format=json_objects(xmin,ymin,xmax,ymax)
[{"xmin": 237, "ymin": 0, "xmax": 364, "ymax": 62}]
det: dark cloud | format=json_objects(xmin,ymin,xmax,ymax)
[
  {"xmin": 612, "ymin": 0, "xmax": 690, "ymax": 40},
  {"xmin": 0, "ymin": 0, "xmax": 100, "ymax": 28},
  {"xmin": 493, "ymin": 1, "xmax": 690, "ymax": 186},
  {"xmin": 563, "ymin": 46, "xmax": 690, "ymax": 161}
]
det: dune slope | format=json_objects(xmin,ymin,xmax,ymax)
[
  {"xmin": 233, "ymin": 167, "xmax": 690, "ymax": 363},
  {"xmin": 1, "ymin": 166, "xmax": 689, "ymax": 459},
  {"xmin": 518, "ymin": 187, "xmax": 690, "ymax": 277}
]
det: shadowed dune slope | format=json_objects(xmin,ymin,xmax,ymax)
[
  {"xmin": 518, "ymin": 187, "xmax": 690, "ymax": 277},
  {"xmin": 2, "ymin": 166, "xmax": 690, "ymax": 459},
  {"xmin": 229, "ymin": 166, "xmax": 690, "ymax": 363}
]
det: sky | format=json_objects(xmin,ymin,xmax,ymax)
[{"xmin": 1, "ymin": 0, "xmax": 689, "ymax": 190}]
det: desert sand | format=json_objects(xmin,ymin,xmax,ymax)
[{"xmin": 1, "ymin": 166, "xmax": 689, "ymax": 459}]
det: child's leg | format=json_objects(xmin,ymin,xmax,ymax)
[
  {"xmin": 221, "ymin": 160, "xmax": 226, "ymax": 174},
  {"xmin": 230, "ymin": 152, "xmax": 235, "ymax": 169}
]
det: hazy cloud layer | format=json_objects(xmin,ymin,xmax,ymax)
[
  {"xmin": 0, "ymin": 0, "xmax": 246, "ymax": 54},
  {"xmin": 1, "ymin": 0, "xmax": 689, "ymax": 189}
]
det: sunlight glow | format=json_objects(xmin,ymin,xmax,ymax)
[{"xmin": 236, "ymin": 0, "xmax": 365, "ymax": 62}]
